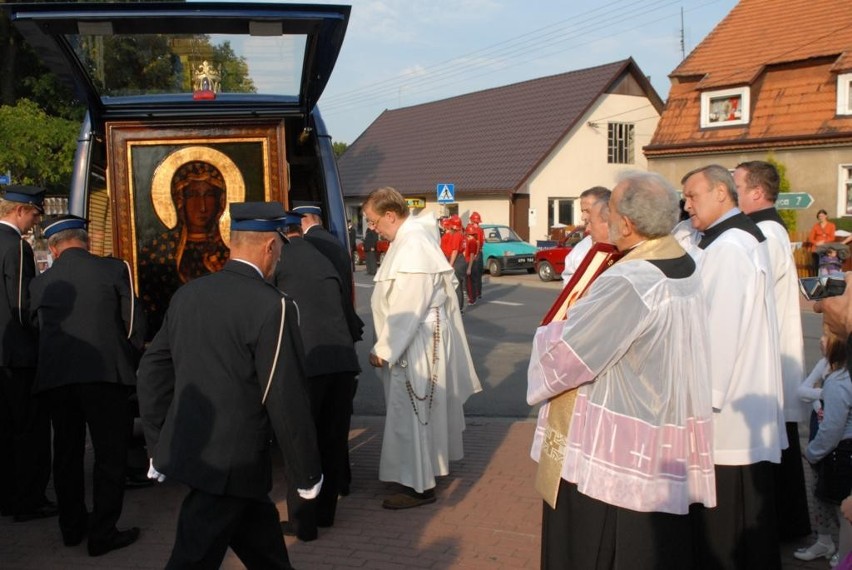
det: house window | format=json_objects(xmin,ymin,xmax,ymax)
[
  {"xmin": 843, "ymin": 165, "xmax": 852, "ymax": 215},
  {"xmin": 547, "ymin": 198, "xmax": 575, "ymax": 228},
  {"xmin": 838, "ymin": 73, "xmax": 852, "ymax": 116},
  {"xmin": 700, "ymin": 86, "xmax": 750, "ymax": 128},
  {"xmin": 607, "ymin": 123, "xmax": 634, "ymax": 164}
]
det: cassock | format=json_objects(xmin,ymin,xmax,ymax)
[
  {"xmin": 690, "ymin": 209, "xmax": 785, "ymax": 570},
  {"xmin": 371, "ymin": 213, "xmax": 481, "ymax": 493},
  {"xmin": 748, "ymin": 207, "xmax": 810, "ymax": 540}
]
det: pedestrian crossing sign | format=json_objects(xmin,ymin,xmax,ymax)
[{"xmin": 437, "ymin": 183, "xmax": 455, "ymax": 204}]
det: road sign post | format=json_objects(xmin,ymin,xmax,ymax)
[
  {"xmin": 437, "ymin": 183, "xmax": 455, "ymax": 204},
  {"xmin": 776, "ymin": 192, "xmax": 814, "ymax": 210}
]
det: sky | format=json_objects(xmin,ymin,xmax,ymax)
[{"xmin": 306, "ymin": 0, "xmax": 741, "ymax": 144}]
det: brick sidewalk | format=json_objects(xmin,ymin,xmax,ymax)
[{"xmin": 0, "ymin": 416, "xmax": 833, "ymax": 569}]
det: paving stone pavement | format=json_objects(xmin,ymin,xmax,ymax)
[{"xmin": 0, "ymin": 416, "xmax": 840, "ymax": 569}]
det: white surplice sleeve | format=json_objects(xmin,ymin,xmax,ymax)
[{"xmin": 527, "ymin": 272, "xmax": 647, "ymax": 405}]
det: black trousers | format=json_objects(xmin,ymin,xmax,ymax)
[
  {"xmin": 691, "ymin": 462, "xmax": 781, "ymax": 570},
  {"xmin": 366, "ymin": 249, "xmax": 378, "ymax": 275},
  {"xmin": 452, "ymin": 255, "xmax": 466, "ymax": 311},
  {"xmin": 466, "ymin": 253, "xmax": 482, "ymax": 301},
  {"xmin": 286, "ymin": 372, "xmax": 357, "ymax": 538},
  {"xmin": 167, "ymin": 488, "xmax": 292, "ymax": 570},
  {"xmin": 44, "ymin": 383, "xmax": 130, "ymax": 543},
  {"xmin": 0, "ymin": 366, "xmax": 51, "ymax": 515},
  {"xmin": 541, "ymin": 479, "xmax": 694, "ymax": 570}
]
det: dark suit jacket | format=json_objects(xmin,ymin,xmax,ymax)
[
  {"xmin": 0, "ymin": 223, "xmax": 38, "ymax": 367},
  {"xmin": 273, "ymin": 238, "xmax": 359, "ymax": 377},
  {"xmin": 29, "ymin": 247, "xmax": 144, "ymax": 392},
  {"xmin": 137, "ymin": 260, "xmax": 321, "ymax": 499},
  {"xmin": 303, "ymin": 225, "xmax": 364, "ymax": 342}
]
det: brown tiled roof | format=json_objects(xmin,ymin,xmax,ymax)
[
  {"xmin": 339, "ymin": 59, "xmax": 662, "ymax": 198},
  {"xmin": 672, "ymin": 0, "xmax": 852, "ymax": 89},
  {"xmin": 649, "ymin": 0, "xmax": 852, "ymax": 155}
]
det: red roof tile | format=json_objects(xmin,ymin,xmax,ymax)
[
  {"xmin": 339, "ymin": 59, "xmax": 662, "ymax": 198},
  {"xmin": 648, "ymin": 0, "xmax": 852, "ymax": 155}
]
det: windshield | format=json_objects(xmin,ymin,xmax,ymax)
[
  {"xmin": 484, "ymin": 226, "xmax": 524, "ymax": 243},
  {"xmin": 68, "ymin": 31, "xmax": 306, "ymax": 98}
]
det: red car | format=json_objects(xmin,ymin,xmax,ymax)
[
  {"xmin": 355, "ymin": 237, "xmax": 390, "ymax": 265},
  {"xmin": 534, "ymin": 230, "xmax": 585, "ymax": 281}
]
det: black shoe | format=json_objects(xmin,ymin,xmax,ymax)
[
  {"xmin": 63, "ymin": 529, "xmax": 86, "ymax": 547},
  {"xmin": 125, "ymin": 473, "xmax": 155, "ymax": 489},
  {"xmin": 87, "ymin": 527, "xmax": 140, "ymax": 557},
  {"xmin": 280, "ymin": 520, "xmax": 317, "ymax": 542},
  {"xmin": 13, "ymin": 503, "xmax": 59, "ymax": 522}
]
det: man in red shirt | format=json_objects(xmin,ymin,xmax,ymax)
[{"xmin": 440, "ymin": 216, "xmax": 466, "ymax": 312}]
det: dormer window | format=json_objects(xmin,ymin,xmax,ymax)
[
  {"xmin": 700, "ymin": 87, "xmax": 750, "ymax": 128},
  {"xmin": 838, "ymin": 73, "xmax": 852, "ymax": 116}
]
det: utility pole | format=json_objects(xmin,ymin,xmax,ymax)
[{"xmin": 680, "ymin": 7, "xmax": 686, "ymax": 60}]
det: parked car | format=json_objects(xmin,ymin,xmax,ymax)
[
  {"xmin": 355, "ymin": 237, "xmax": 390, "ymax": 265},
  {"xmin": 6, "ymin": 2, "xmax": 351, "ymax": 338},
  {"xmin": 481, "ymin": 224, "xmax": 537, "ymax": 276},
  {"xmin": 534, "ymin": 230, "xmax": 586, "ymax": 281}
]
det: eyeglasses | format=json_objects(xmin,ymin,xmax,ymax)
[{"xmin": 366, "ymin": 214, "xmax": 383, "ymax": 228}]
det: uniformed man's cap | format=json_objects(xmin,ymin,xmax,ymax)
[
  {"xmin": 2, "ymin": 185, "xmax": 46, "ymax": 213},
  {"xmin": 43, "ymin": 215, "xmax": 87, "ymax": 238},
  {"xmin": 229, "ymin": 202, "xmax": 287, "ymax": 232},
  {"xmin": 284, "ymin": 211, "xmax": 304, "ymax": 226},
  {"xmin": 291, "ymin": 200, "xmax": 322, "ymax": 216}
]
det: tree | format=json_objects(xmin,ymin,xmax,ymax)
[
  {"xmin": 766, "ymin": 155, "xmax": 796, "ymax": 232},
  {"xmin": 333, "ymin": 141, "xmax": 348, "ymax": 159},
  {"xmin": 0, "ymin": 99, "xmax": 79, "ymax": 190}
]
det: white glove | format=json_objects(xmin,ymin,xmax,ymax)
[
  {"xmin": 148, "ymin": 458, "xmax": 166, "ymax": 483},
  {"xmin": 297, "ymin": 474, "xmax": 323, "ymax": 500}
]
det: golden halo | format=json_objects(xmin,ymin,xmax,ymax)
[{"xmin": 150, "ymin": 146, "xmax": 246, "ymax": 246}]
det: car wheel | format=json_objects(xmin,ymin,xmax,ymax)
[
  {"xmin": 537, "ymin": 261, "xmax": 554, "ymax": 281},
  {"xmin": 488, "ymin": 258, "xmax": 502, "ymax": 277}
]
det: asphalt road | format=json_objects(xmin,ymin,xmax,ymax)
[{"xmin": 352, "ymin": 264, "xmax": 828, "ymax": 419}]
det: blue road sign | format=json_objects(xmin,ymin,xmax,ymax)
[
  {"xmin": 776, "ymin": 192, "xmax": 814, "ymax": 210},
  {"xmin": 437, "ymin": 183, "xmax": 455, "ymax": 204},
  {"xmin": 0, "ymin": 175, "xmax": 9, "ymax": 185}
]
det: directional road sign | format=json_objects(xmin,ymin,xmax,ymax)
[
  {"xmin": 437, "ymin": 183, "xmax": 455, "ymax": 204},
  {"xmin": 776, "ymin": 192, "xmax": 814, "ymax": 210}
]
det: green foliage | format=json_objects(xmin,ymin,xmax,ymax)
[
  {"xmin": 332, "ymin": 141, "xmax": 348, "ymax": 159},
  {"xmin": 766, "ymin": 154, "xmax": 796, "ymax": 232},
  {"xmin": 0, "ymin": 99, "xmax": 79, "ymax": 190}
]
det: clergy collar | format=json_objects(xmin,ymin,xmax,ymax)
[
  {"xmin": 698, "ymin": 211, "xmax": 765, "ymax": 249},
  {"xmin": 747, "ymin": 206, "xmax": 787, "ymax": 229}
]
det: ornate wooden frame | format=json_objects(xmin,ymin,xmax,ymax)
[{"xmin": 105, "ymin": 119, "xmax": 288, "ymax": 291}]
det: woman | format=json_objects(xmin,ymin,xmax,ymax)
[
  {"xmin": 795, "ymin": 329, "xmax": 852, "ymax": 562},
  {"xmin": 363, "ymin": 187, "xmax": 481, "ymax": 509}
]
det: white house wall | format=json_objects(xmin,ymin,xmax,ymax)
[{"xmin": 524, "ymin": 93, "xmax": 661, "ymax": 242}]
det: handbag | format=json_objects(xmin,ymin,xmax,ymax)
[{"xmin": 816, "ymin": 438, "xmax": 852, "ymax": 505}]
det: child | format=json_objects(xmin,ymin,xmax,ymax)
[{"xmin": 819, "ymin": 248, "xmax": 844, "ymax": 276}]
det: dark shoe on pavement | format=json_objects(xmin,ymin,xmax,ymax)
[
  {"xmin": 88, "ymin": 527, "xmax": 140, "ymax": 557},
  {"xmin": 63, "ymin": 529, "xmax": 86, "ymax": 547},
  {"xmin": 382, "ymin": 488, "xmax": 436, "ymax": 510},
  {"xmin": 125, "ymin": 472, "xmax": 155, "ymax": 489},
  {"xmin": 280, "ymin": 520, "xmax": 317, "ymax": 542},
  {"xmin": 13, "ymin": 503, "xmax": 59, "ymax": 522}
]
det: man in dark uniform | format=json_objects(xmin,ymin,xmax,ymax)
[
  {"xmin": 138, "ymin": 202, "xmax": 322, "ymax": 569},
  {"xmin": 29, "ymin": 215, "xmax": 144, "ymax": 555},
  {"xmin": 292, "ymin": 200, "xmax": 363, "ymax": 496},
  {"xmin": 364, "ymin": 226, "xmax": 379, "ymax": 276},
  {"xmin": 273, "ymin": 213, "xmax": 359, "ymax": 542},
  {"xmin": 0, "ymin": 185, "xmax": 56, "ymax": 522}
]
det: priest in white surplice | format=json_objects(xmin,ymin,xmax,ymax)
[
  {"xmin": 681, "ymin": 164, "xmax": 786, "ymax": 570},
  {"xmin": 363, "ymin": 187, "xmax": 481, "ymax": 510}
]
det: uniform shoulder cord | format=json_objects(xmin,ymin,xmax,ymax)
[{"xmin": 262, "ymin": 297, "xmax": 286, "ymax": 405}]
